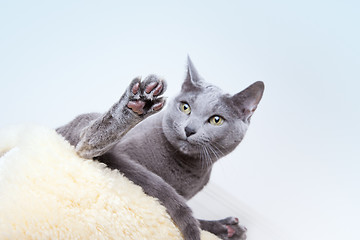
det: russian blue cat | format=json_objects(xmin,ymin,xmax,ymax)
[{"xmin": 57, "ymin": 58, "xmax": 264, "ymax": 240}]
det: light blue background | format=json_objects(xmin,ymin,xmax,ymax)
[{"xmin": 1, "ymin": 1, "xmax": 359, "ymax": 239}]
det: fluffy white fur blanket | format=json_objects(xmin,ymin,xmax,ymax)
[{"xmin": 0, "ymin": 125, "xmax": 218, "ymax": 240}]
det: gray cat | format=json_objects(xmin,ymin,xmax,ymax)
[{"xmin": 57, "ymin": 58, "xmax": 264, "ymax": 240}]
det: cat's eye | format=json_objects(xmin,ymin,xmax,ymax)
[
  {"xmin": 209, "ymin": 115, "xmax": 224, "ymax": 126},
  {"xmin": 180, "ymin": 102, "xmax": 191, "ymax": 115}
]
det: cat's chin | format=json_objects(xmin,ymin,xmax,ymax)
[
  {"xmin": 179, "ymin": 145, "xmax": 192, "ymax": 155},
  {"xmin": 175, "ymin": 139, "xmax": 199, "ymax": 156}
]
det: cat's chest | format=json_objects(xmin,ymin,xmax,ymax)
[
  {"xmin": 118, "ymin": 116, "xmax": 212, "ymax": 199},
  {"xmin": 141, "ymin": 144, "xmax": 211, "ymax": 199},
  {"xmin": 122, "ymin": 137, "xmax": 211, "ymax": 199},
  {"xmin": 161, "ymin": 158, "xmax": 212, "ymax": 199}
]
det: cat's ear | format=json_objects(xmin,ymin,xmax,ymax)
[
  {"xmin": 181, "ymin": 56, "xmax": 204, "ymax": 92},
  {"xmin": 232, "ymin": 81, "xmax": 264, "ymax": 122}
]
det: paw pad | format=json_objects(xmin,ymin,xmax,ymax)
[
  {"xmin": 227, "ymin": 225, "xmax": 236, "ymax": 238},
  {"xmin": 127, "ymin": 75, "xmax": 166, "ymax": 116}
]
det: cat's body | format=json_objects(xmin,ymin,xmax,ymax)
[
  {"xmin": 107, "ymin": 111, "xmax": 212, "ymax": 200},
  {"xmin": 57, "ymin": 58, "xmax": 264, "ymax": 240}
]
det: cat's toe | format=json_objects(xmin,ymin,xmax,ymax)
[
  {"xmin": 127, "ymin": 77, "xmax": 142, "ymax": 100},
  {"xmin": 226, "ymin": 220, "xmax": 247, "ymax": 240},
  {"xmin": 145, "ymin": 81, "xmax": 159, "ymax": 94},
  {"xmin": 219, "ymin": 217, "xmax": 238, "ymax": 225},
  {"xmin": 141, "ymin": 74, "xmax": 166, "ymax": 99},
  {"xmin": 218, "ymin": 217, "xmax": 247, "ymax": 240},
  {"xmin": 227, "ymin": 224, "xmax": 247, "ymax": 240},
  {"xmin": 226, "ymin": 225, "xmax": 236, "ymax": 237},
  {"xmin": 151, "ymin": 99, "xmax": 165, "ymax": 112},
  {"xmin": 131, "ymin": 82, "xmax": 140, "ymax": 95}
]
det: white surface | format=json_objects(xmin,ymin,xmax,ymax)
[
  {"xmin": 188, "ymin": 183, "xmax": 293, "ymax": 240},
  {"xmin": 1, "ymin": 1, "xmax": 359, "ymax": 239}
]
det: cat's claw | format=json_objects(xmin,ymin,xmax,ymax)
[
  {"xmin": 142, "ymin": 74, "xmax": 166, "ymax": 98},
  {"xmin": 127, "ymin": 75, "xmax": 166, "ymax": 116}
]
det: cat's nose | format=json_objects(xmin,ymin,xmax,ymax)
[{"xmin": 185, "ymin": 126, "xmax": 196, "ymax": 137}]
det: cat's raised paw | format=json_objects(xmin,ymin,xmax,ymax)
[{"xmin": 126, "ymin": 75, "xmax": 166, "ymax": 116}]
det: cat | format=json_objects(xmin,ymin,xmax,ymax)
[{"xmin": 56, "ymin": 57, "xmax": 264, "ymax": 240}]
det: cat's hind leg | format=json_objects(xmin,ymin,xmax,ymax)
[
  {"xmin": 199, "ymin": 217, "xmax": 247, "ymax": 240},
  {"xmin": 57, "ymin": 75, "xmax": 166, "ymax": 159}
]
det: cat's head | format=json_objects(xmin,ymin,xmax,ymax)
[{"xmin": 162, "ymin": 57, "xmax": 264, "ymax": 163}]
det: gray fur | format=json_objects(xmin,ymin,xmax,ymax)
[{"xmin": 57, "ymin": 58, "xmax": 264, "ymax": 240}]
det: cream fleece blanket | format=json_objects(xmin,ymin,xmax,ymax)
[{"xmin": 0, "ymin": 125, "xmax": 219, "ymax": 240}]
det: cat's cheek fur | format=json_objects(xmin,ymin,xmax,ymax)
[
  {"xmin": 162, "ymin": 103, "xmax": 186, "ymax": 142},
  {"xmin": 228, "ymin": 122, "xmax": 248, "ymax": 147},
  {"xmin": 163, "ymin": 125, "xmax": 192, "ymax": 156},
  {"xmin": 213, "ymin": 121, "xmax": 248, "ymax": 157},
  {"xmin": 163, "ymin": 122, "xmax": 192, "ymax": 155}
]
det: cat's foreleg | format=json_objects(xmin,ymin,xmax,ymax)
[
  {"xmin": 99, "ymin": 151, "xmax": 201, "ymax": 240},
  {"xmin": 57, "ymin": 75, "xmax": 166, "ymax": 158},
  {"xmin": 198, "ymin": 218, "xmax": 247, "ymax": 240}
]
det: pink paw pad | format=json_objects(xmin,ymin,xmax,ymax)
[
  {"xmin": 145, "ymin": 82, "xmax": 159, "ymax": 94},
  {"xmin": 152, "ymin": 101, "xmax": 164, "ymax": 111},
  {"xmin": 227, "ymin": 225, "xmax": 235, "ymax": 238},
  {"xmin": 127, "ymin": 100, "xmax": 145, "ymax": 115},
  {"xmin": 152, "ymin": 81, "xmax": 163, "ymax": 96},
  {"xmin": 132, "ymin": 83, "xmax": 140, "ymax": 94}
]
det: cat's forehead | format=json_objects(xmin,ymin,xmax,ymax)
[
  {"xmin": 196, "ymin": 89, "xmax": 225, "ymax": 104},
  {"xmin": 204, "ymin": 84, "xmax": 223, "ymax": 93},
  {"xmin": 197, "ymin": 93, "xmax": 234, "ymax": 114},
  {"xmin": 178, "ymin": 83, "xmax": 224, "ymax": 101},
  {"xmin": 176, "ymin": 84, "xmax": 237, "ymax": 116}
]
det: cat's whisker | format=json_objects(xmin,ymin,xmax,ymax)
[
  {"xmin": 201, "ymin": 145, "xmax": 212, "ymax": 170},
  {"xmin": 202, "ymin": 148, "xmax": 209, "ymax": 170},
  {"xmin": 206, "ymin": 145, "xmax": 218, "ymax": 162},
  {"xmin": 209, "ymin": 143, "xmax": 225, "ymax": 159},
  {"xmin": 199, "ymin": 147, "xmax": 205, "ymax": 170},
  {"xmin": 207, "ymin": 147, "xmax": 214, "ymax": 168},
  {"xmin": 199, "ymin": 148, "xmax": 206, "ymax": 170}
]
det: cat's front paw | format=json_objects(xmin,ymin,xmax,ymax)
[
  {"xmin": 200, "ymin": 217, "xmax": 247, "ymax": 240},
  {"xmin": 126, "ymin": 75, "xmax": 166, "ymax": 116}
]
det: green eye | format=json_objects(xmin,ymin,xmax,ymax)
[
  {"xmin": 209, "ymin": 115, "xmax": 224, "ymax": 126},
  {"xmin": 180, "ymin": 102, "xmax": 191, "ymax": 115}
]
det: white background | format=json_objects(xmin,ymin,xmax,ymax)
[{"xmin": 1, "ymin": 1, "xmax": 359, "ymax": 239}]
